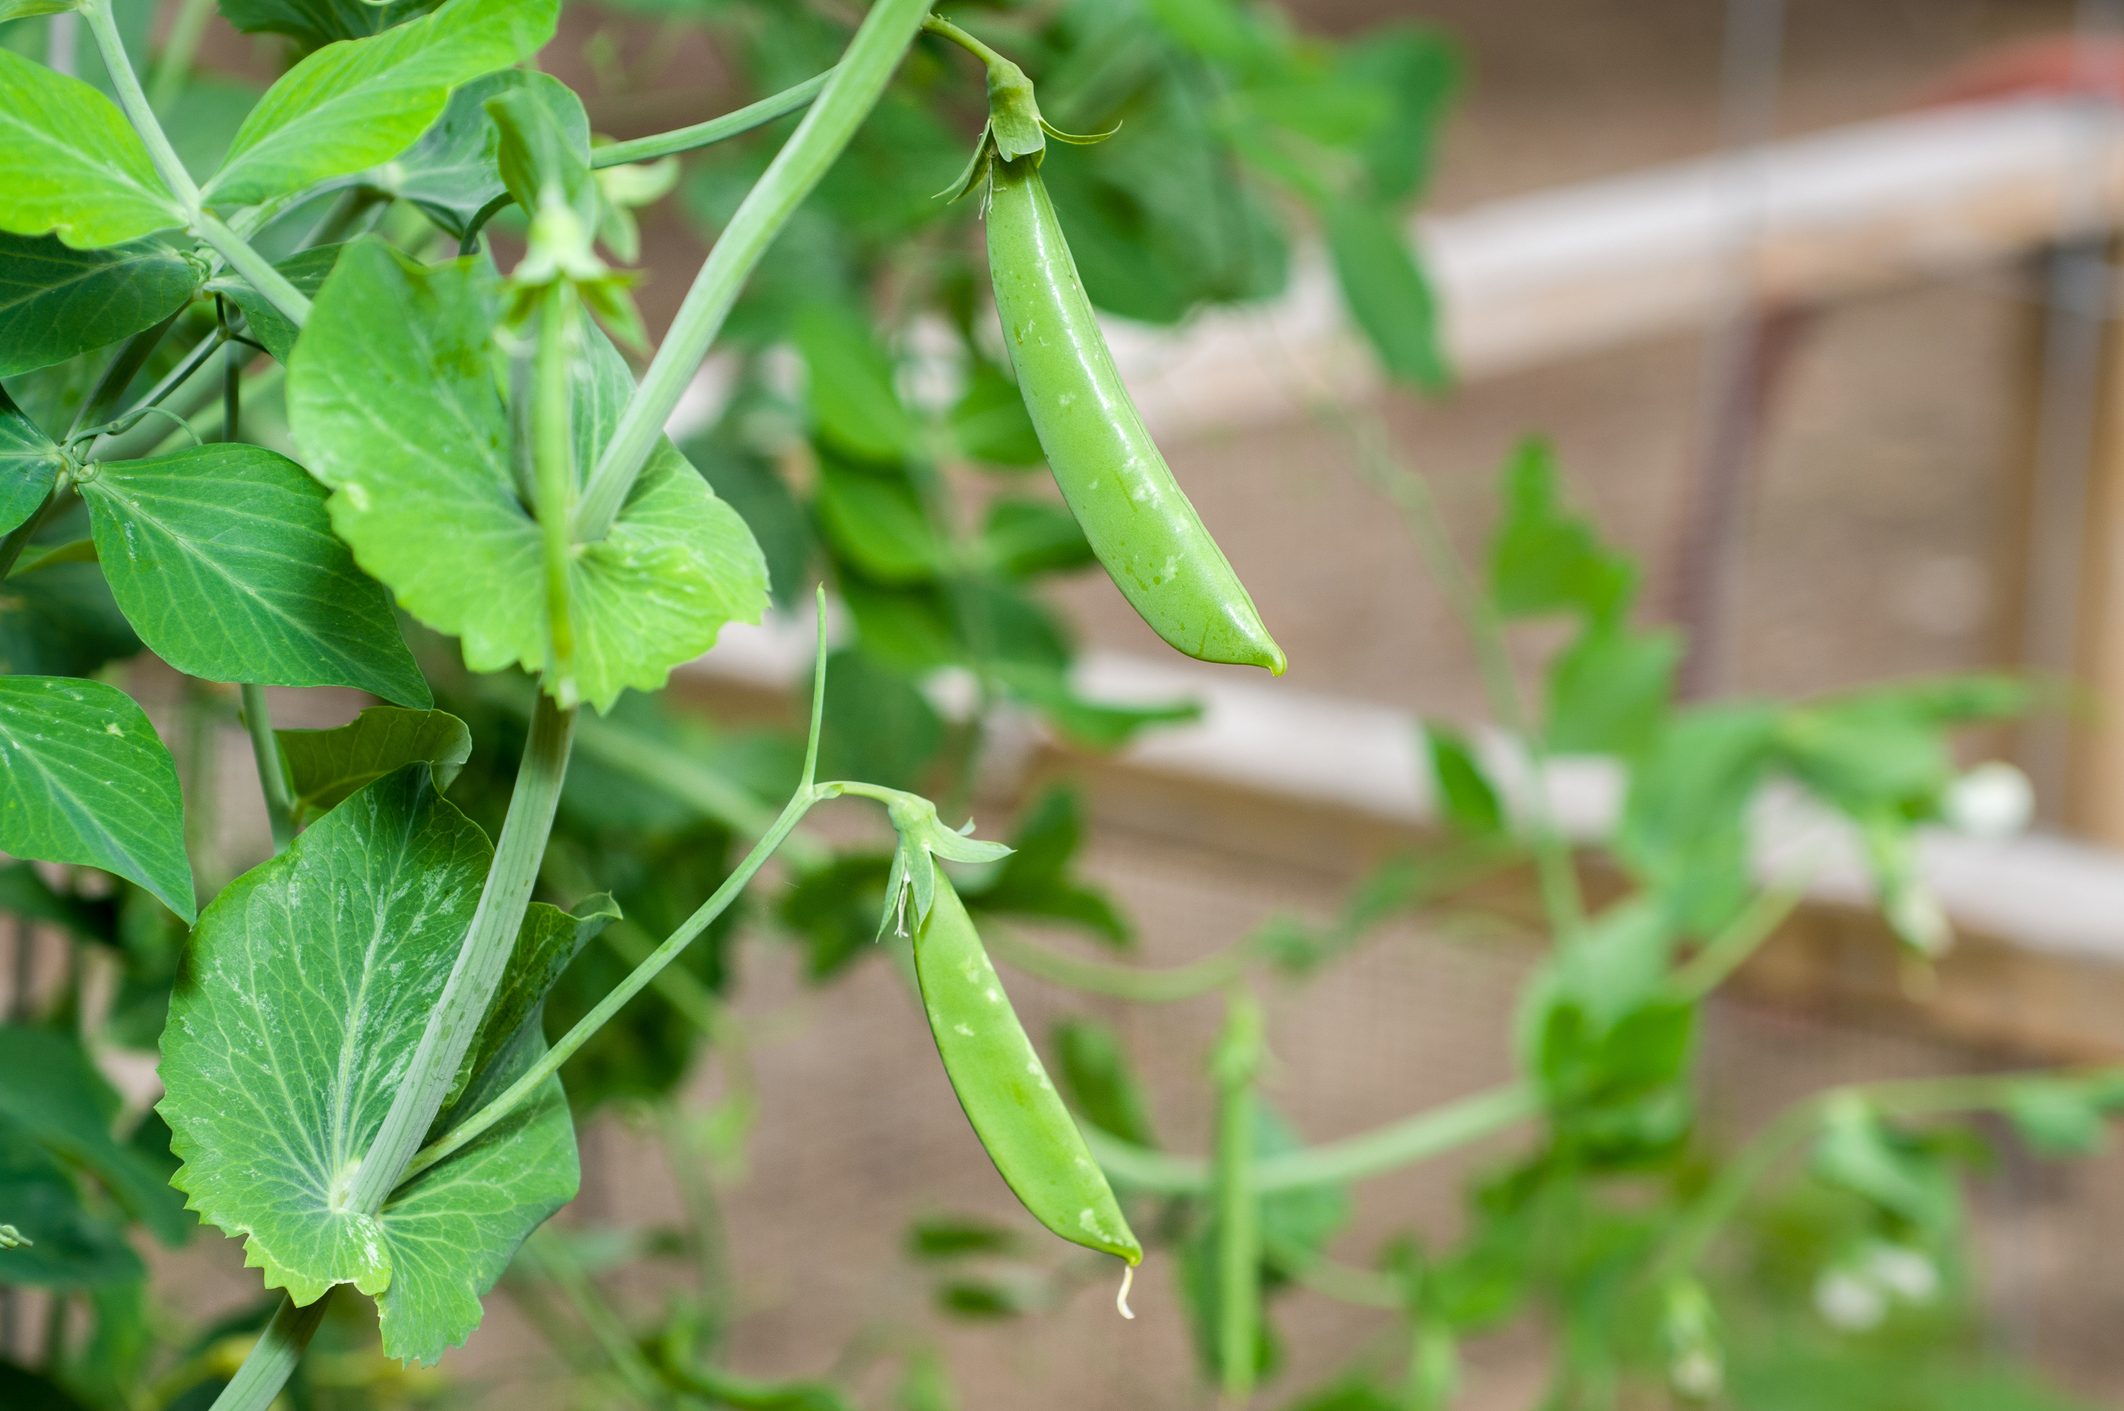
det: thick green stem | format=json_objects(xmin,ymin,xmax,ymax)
[
  {"xmin": 207, "ymin": 1293, "xmax": 333, "ymax": 1411},
  {"xmin": 195, "ymin": 213, "xmax": 311, "ymax": 327},
  {"xmin": 573, "ymin": 0, "xmax": 932, "ymax": 540},
  {"xmin": 346, "ymin": 691, "xmax": 577, "ymax": 1210},
  {"xmin": 81, "ymin": 0, "xmax": 200, "ymax": 211},
  {"xmin": 240, "ymin": 685, "xmax": 295, "ymax": 852},
  {"xmin": 405, "ymin": 783, "xmax": 818, "ymax": 1180},
  {"xmin": 532, "ymin": 288, "xmax": 579, "ymax": 685},
  {"xmin": 1086, "ymin": 1082, "xmax": 1539, "ymax": 1196},
  {"xmin": 592, "ymin": 70, "xmax": 835, "ymax": 168}
]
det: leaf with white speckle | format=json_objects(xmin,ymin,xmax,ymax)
[{"xmin": 158, "ymin": 765, "xmax": 595, "ymax": 1362}]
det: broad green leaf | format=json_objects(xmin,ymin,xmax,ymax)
[
  {"xmin": 0, "ymin": 2, "xmax": 79, "ymax": 22},
  {"xmin": 79, "ymin": 443, "xmax": 430, "ymax": 705},
  {"xmin": 0, "ymin": 677, "xmax": 192, "ymax": 920},
  {"xmin": 1339, "ymin": 25, "xmax": 1459, "ymax": 204},
  {"xmin": 814, "ymin": 461, "xmax": 939, "ymax": 583},
  {"xmin": 795, "ymin": 303, "xmax": 917, "ymax": 463},
  {"xmin": 218, "ymin": 0, "xmax": 442, "ymax": 49},
  {"xmin": 159, "ymin": 767, "xmax": 586, "ymax": 1362},
  {"xmin": 2005, "ymin": 1079, "xmax": 2112, "ymax": 1157},
  {"xmin": 1424, "ymin": 723, "xmax": 1504, "ymax": 835},
  {"xmin": 0, "ymin": 232, "xmax": 201, "ymax": 377},
  {"xmin": 370, "ymin": 69, "xmax": 537, "ymax": 239},
  {"xmin": 207, "ymin": 242, "xmax": 344, "ymax": 362},
  {"xmin": 1053, "ymin": 1018, "xmax": 1158, "ymax": 1146},
  {"xmin": 979, "ymin": 497, "xmax": 1093, "ymax": 577},
  {"xmin": 0, "ymin": 1116, "xmax": 143, "ymax": 1289},
  {"xmin": 287, "ymin": 242, "xmax": 767, "ymax": 712},
  {"xmin": 485, "ymin": 72, "xmax": 592, "ymax": 223},
  {"xmin": 949, "ymin": 360, "xmax": 1044, "ymax": 469},
  {"xmin": 0, "ymin": 1026, "xmax": 189, "ymax": 1244},
  {"xmin": 1544, "ymin": 624, "xmax": 1679, "ymax": 758},
  {"xmin": 0, "ymin": 386, "xmax": 62, "ymax": 533},
  {"xmin": 203, "ymin": 0, "xmax": 558, "ymax": 208},
  {"xmin": 966, "ymin": 789, "xmax": 1129, "ymax": 945},
  {"xmin": 276, "ymin": 706, "xmax": 472, "ymax": 825},
  {"xmin": 1488, "ymin": 441, "xmax": 1635, "ymax": 623},
  {"xmin": 0, "ymin": 48, "xmax": 183, "ymax": 248}
]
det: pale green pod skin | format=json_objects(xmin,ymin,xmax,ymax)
[
  {"xmin": 914, "ymin": 873, "xmax": 1142, "ymax": 1266},
  {"xmin": 986, "ymin": 156, "xmax": 1286, "ymax": 676}
]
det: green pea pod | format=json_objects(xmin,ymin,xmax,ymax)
[
  {"xmin": 985, "ymin": 155, "xmax": 1287, "ymax": 676},
  {"xmin": 913, "ymin": 871, "xmax": 1144, "ymax": 1282}
]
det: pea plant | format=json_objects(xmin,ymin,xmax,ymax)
[{"xmin": 0, "ymin": 1, "xmax": 2114, "ymax": 1410}]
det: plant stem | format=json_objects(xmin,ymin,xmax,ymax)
[
  {"xmin": 410, "ymin": 599, "xmax": 837, "ymax": 1179},
  {"xmin": 81, "ymin": 0, "xmax": 200, "ymax": 211},
  {"xmin": 194, "ymin": 213, "xmax": 311, "ymax": 327},
  {"xmin": 592, "ymin": 70, "xmax": 835, "ymax": 168},
  {"xmin": 146, "ymin": 0, "xmax": 217, "ymax": 111},
  {"xmin": 207, "ymin": 1293, "xmax": 333, "ymax": 1411},
  {"xmin": 1086, "ymin": 1082, "xmax": 1539, "ymax": 1195},
  {"xmin": 532, "ymin": 287, "xmax": 579, "ymax": 687},
  {"xmin": 1347, "ymin": 420, "xmax": 1587, "ymax": 940},
  {"xmin": 240, "ymin": 685, "xmax": 295, "ymax": 851},
  {"xmin": 346, "ymin": 691, "xmax": 577, "ymax": 1211},
  {"xmin": 404, "ymin": 783, "xmax": 819, "ymax": 1180},
  {"xmin": 1213, "ymin": 990, "xmax": 1263, "ymax": 1405},
  {"xmin": 573, "ymin": 0, "xmax": 933, "ymax": 540},
  {"xmin": 1667, "ymin": 868, "xmax": 1811, "ymax": 1001},
  {"xmin": 986, "ymin": 927, "xmax": 1251, "ymax": 1002}
]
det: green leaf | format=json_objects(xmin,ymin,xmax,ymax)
[
  {"xmin": 1053, "ymin": 1018, "xmax": 1158, "ymax": 1146},
  {"xmin": 367, "ymin": 69, "xmax": 518, "ymax": 237},
  {"xmin": 79, "ymin": 443, "xmax": 429, "ymax": 704},
  {"xmin": 812, "ymin": 647, "xmax": 940, "ymax": 791},
  {"xmin": 0, "ymin": 386, "xmax": 62, "ymax": 534},
  {"xmin": 485, "ymin": 72, "xmax": 592, "ymax": 223},
  {"xmin": 0, "ymin": 47, "xmax": 183, "ymax": 249},
  {"xmin": 1488, "ymin": 441, "xmax": 1634, "ymax": 623},
  {"xmin": 0, "ymin": 2, "xmax": 79, "ymax": 22},
  {"xmin": 203, "ymin": 0, "xmax": 559, "ymax": 208},
  {"xmin": 965, "ymin": 788, "xmax": 1130, "ymax": 945},
  {"xmin": 0, "ymin": 232, "xmax": 202, "ymax": 377},
  {"xmin": 1324, "ymin": 195, "xmax": 1448, "ymax": 388},
  {"xmin": 2005, "ymin": 1080, "xmax": 2111, "ymax": 1157},
  {"xmin": 814, "ymin": 462, "xmax": 939, "ymax": 584},
  {"xmin": 979, "ymin": 497, "xmax": 1094, "ymax": 578},
  {"xmin": 949, "ymin": 360, "xmax": 1043, "ymax": 469},
  {"xmin": 275, "ymin": 706, "xmax": 472, "ymax": 825},
  {"xmin": 0, "ymin": 1363, "xmax": 93, "ymax": 1411},
  {"xmin": 0, "ymin": 1026, "xmax": 189, "ymax": 1244},
  {"xmin": 207, "ymin": 241, "xmax": 344, "ymax": 363},
  {"xmin": 906, "ymin": 1214, "xmax": 1023, "ymax": 1261},
  {"xmin": 795, "ymin": 302, "xmax": 916, "ymax": 464},
  {"xmin": 990, "ymin": 660, "xmax": 1202, "ymax": 750},
  {"xmin": 218, "ymin": 0, "xmax": 442, "ymax": 49},
  {"xmin": 0, "ymin": 677, "xmax": 192, "ymax": 920},
  {"xmin": 158, "ymin": 767, "xmax": 584, "ymax": 1363},
  {"xmin": 1339, "ymin": 25, "xmax": 1459, "ymax": 204},
  {"xmin": 1544, "ymin": 624, "xmax": 1679, "ymax": 758},
  {"xmin": 1424, "ymin": 724, "xmax": 1503, "ymax": 836},
  {"xmin": 0, "ymin": 1116, "xmax": 143, "ymax": 1289},
  {"xmin": 287, "ymin": 242, "xmax": 767, "ymax": 712},
  {"xmin": 1811, "ymin": 1100, "xmax": 1961, "ymax": 1236}
]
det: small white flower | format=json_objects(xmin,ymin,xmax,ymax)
[
  {"xmin": 1887, "ymin": 884, "xmax": 1952, "ymax": 958},
  {"xmin": 1866, "ymin": 1243, "xmax": 1939, "ymax": 1303},
  {"xmin": 1815, "ymin": 1268, "xmax": 1887, "ymax": 1332},
  {"xmin": 1671, "ymin": 1347, "xmax": 1723, "ymax": 1400},
  {"xmin": 1943, "ymin": 762, "xmax": 2034, "ymax": 840}
]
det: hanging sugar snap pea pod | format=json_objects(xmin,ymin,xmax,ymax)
[
  {"xmin": 930, "ymin": 15, "xmax": 1285, "ymax": 676},
  {"xmin": 913, "ymin": 869, "xmax": 1144, "ymax": 1293}
]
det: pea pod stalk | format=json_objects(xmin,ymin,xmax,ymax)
[
  {"xmin": 985, "ymin": 153, "xmax": 1287, "ymax": 675},
  {"xmin": 913, "ymin": 871, "xmax": 1144, "ymax": 1288}
]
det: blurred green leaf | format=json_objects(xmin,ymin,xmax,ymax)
[
  {"xmin": 1325, "ymin": 197, "xmax": 1447, "ymax": 389},
  {"xmin": 1424, "ymin": 724, "xmax": 1503, "ymax": 836},
  {"xmin": 1489, "ymin": 441, "xmax": 1633, "ymax": 623}
]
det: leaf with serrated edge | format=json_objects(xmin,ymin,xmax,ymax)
[
  {"xmin": 79, "ymin": 443, "xmax": 429, "ymax": 705},
  {"xmin": 204, "ymin": 0, "xmax": 558, "ymax": 208},
  {"xmin": 159, "ymin": 766, "xmax": 588, "ymax": 1358},
  {"xmin": 0, "ymin": 48, "xmax": 183, "ymax": 249},
  {"xmin": 0, "ymin": 386, "xmax": 63, "ymax": 534},
  {"xmin": 276, "ymin": 706, "xmax": 472, "ymax": 824},
  {"xmin": 287, "ymin": 241, "xmax": 767, "ymax": 712},
  {"xmin": 0, "ymin": 232, "xmax": 202, "ymax": 377},
  {"xmin": 0, "ymin": 677, "xmax": 193, "ymax": 920}
]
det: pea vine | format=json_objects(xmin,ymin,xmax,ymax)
[{"xmin": 0, "ymin": 3, "xmax": 2116, "ymax": 1410}]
